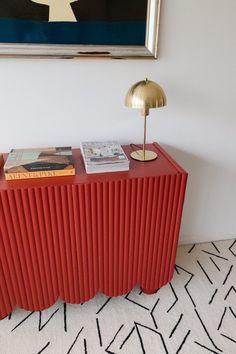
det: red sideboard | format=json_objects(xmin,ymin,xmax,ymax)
[{"xmin": 0, "ymin": 143, "xmax": 187, "ymax": 319}]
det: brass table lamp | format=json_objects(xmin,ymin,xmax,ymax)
[{"xmin": 125, "ymin": 78, "xmax": 166, "ymax": 161}]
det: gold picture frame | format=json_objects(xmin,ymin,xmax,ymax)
[{"xmin": 0, "ymin": 0, "xmax": 161, "ymax": 59}]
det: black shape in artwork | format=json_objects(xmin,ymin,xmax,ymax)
[
  {"xmin": 72, "ymin": 0, "xmax": 147, "ymax": 21},
  {"xmin": 0, "ymin": 0, "xmax": 48, "ymax": 21},
  {"xmin": 0, "ymin": 0, "xmax": 147, "ymax": 22}
]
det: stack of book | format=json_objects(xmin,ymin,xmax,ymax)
[
  {"xmin": 4, "ymin": 146, "xmax": 75, "ymax": 180},
  {"xmin": 81, "ymin": 141, "xmax": 129, "ymax": 174}
]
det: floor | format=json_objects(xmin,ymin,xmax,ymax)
[{"xmin": 0, "ymin": 239, "xmax": 235, "ymax": 354}]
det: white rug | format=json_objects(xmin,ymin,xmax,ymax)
[{"xmin": 0, "ymin": 239, "xmax": 235, "ymax": 354}]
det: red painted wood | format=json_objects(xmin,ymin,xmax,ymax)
[{"xmin": 0, "ymin": 143, "xmax": 187, "ymax": 319}]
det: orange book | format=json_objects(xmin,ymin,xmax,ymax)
[
  {"xmin": 4, "ymin": 147, "xmax": 75, "ymax": 180},
  {"xmin": 5, "ymin": 168, "xmax": 75, "ymax": 180}
]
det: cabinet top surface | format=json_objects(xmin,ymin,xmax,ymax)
[{"xmin": 0, "ymin": 143, "xmax": 187, "ymax": 190}]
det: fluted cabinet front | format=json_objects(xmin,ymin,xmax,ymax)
[{"xmin": 0, "ymin": 172, "xmax": 187, "ymax": 319}]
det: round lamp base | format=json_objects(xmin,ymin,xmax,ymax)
[{"xmin": 130, "ymin": 150, "xmax": 158, "ymax": 162}]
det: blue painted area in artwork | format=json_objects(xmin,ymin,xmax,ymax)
[{"xmin": 0, "ymin": 19, "xmax": 146, "ymax": 45}]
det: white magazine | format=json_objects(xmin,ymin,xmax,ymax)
[{"xmin": 81, "ymin": 141, "xmax": 129, "ymax": 173}]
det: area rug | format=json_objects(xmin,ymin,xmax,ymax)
[{"xmin": 0, "ymin": 239, "xmax": 235, "ymax": 354}]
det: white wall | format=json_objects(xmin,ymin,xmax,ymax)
[{"xmin": 0, "ymin": 0, "xmax": 235, "ymax": 244}]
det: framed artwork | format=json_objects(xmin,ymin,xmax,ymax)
[{"xmin": 0, "ymin": 0, "xmax": 161, "ymax": 59}]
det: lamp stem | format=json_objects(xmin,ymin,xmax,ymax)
[{"xmin": 143, "ymin": 114, "xmax": 147, "ymax": 161}]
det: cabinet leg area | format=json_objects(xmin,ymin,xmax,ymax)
[{"xmin": 140, "ymin": 287, "xmax": 158, "ymax": 295}]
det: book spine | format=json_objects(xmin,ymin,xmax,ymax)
[
  {"xmin": 5, "ymin": 168, "xmax": 75, "ymax": 180},
  {"xmin": 0, "ymin": 154, "xmax": 3, "ymax": 168}
]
